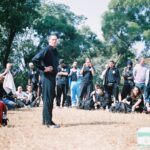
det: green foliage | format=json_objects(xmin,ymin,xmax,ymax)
[
  {"xmin": 14, "ymin": 70, "xmax": 28, "ymax": 89},
  {"xmin": 0, "ymin": 0, "xmax": 40, "ymax": 66},
  {"xmin": 102, "ymin": 0, "xmax": 150, "ymax": 60}
]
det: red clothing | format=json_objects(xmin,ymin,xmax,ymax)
[{"xmin": 0, "ymin": 101, "xmax": 6, "ymax": 124}]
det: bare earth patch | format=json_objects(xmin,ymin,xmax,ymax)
[{"xmin": 0, "ymin": 106, "xmax": 150, "ymax": 150}]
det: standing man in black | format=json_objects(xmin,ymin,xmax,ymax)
[
  {"xmin": 104, "ymin": 60, "xmax": 120, "ymax": 109},
  {"xmin": 32, "ymin": 35, "xmax": 59, "ymax": 128},
  {"xmin": 78, "ymin": 58, "xmax": 95, "ymax": 106},
  {"xmin": 56, "ymin": 59, "xmax": 69, "ymax": 107}
]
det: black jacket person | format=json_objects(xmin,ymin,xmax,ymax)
[
  {"xmin": 32, "ymin": 35, "xmax": 59, "ymax": 128},
  {"xmin": 104, "ymin": 60, "xmax": 120, "ymax": 108}
]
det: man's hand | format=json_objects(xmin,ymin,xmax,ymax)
[{"xmin": 44, "ymin": 66, "xmax": 53, "ymax": 72}]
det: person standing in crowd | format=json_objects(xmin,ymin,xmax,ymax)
[
  {"xmin": 69, "ymin": 61, "xmax": 80, "ymax": 107},
  {"xmin": 133, "ymin": 57, "xmax": 148, "ymax": 102},
  {"xmin": 104, "ymin": 60, "xmax": 120, "ymax": 109},
  {"xmin": 32, "ymin": 34, "xmax": 59, "ymax": 128},
  {"xmin": 78, "ymin": 58, "xmax": 95, "ymax": 106},
  {"xmin": 121, "ymin": 60, "xmax": 134, "ymax": 100},
  {"xmin": 56, "ymin": 59, "xmax": 69, "ymax": 107},
  {"xmin": 2, "ymin": 63, "xmax": 16, "ymax": 97},
  {"xmin": 28, "ymin": 62, "xmax": 40, "ymax": 96},
  {"xmin": 100, "ymin": 64, "xmax": 109, "ymax": 90}
]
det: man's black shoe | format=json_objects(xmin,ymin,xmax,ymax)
[{"xmin": 46, "ymin": 122, "xmax": 60, "ymax": 128}]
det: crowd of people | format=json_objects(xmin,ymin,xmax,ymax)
[{"xmin": 0, "ymin": 34, "xmax": 150, "ymax": 128}]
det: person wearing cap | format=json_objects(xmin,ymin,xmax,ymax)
[
  {"xmin": 121, "ymin": 60, "xmax": 134, "ymax": 100},
  {"xmin": 56, "ymin": 59, "xmax": 69, "ymax": 107},
  {"xmin": 32, "ymin": 34, "xmax": 59, "ymax": 128}
]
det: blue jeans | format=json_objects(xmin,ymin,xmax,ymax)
[
  {"xmin": 70, "ymin": 81, "xmax": 80, "ymax": 105},
  {"xmin": 2, "ymin": 98, "xmax": 16, "ymax": 110}
]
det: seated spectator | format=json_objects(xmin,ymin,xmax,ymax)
[
  {"xmin": 26, "ymin": 85, "xmax": 37, "ymax": 107},
  {"xmin": 90, "ymin": 84, "xmax": 107, "ymax": 109},
  {"xmin": 16, "ymin": 86, "xmax": 28, "ymax": 108},
  {"xmin": 2, "ymin": 98, "xmax": 16, "ymax": 110},
  {"xmin": 110, "ymin": 86, "xmax": 144, "ymax": 113}
]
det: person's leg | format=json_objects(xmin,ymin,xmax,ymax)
[
  {"xmin": 121, "ymin": 84, "xmax": 128, "ymax": 100},
  {"xmin": 86, "ymin": 82, "xmax": 93, "ymax": 99},
  {"xmin": 49, "ymin": 77, "xmax": 56, "ymax": 124},
  {"xmin": 16, "ymin": 99, "xmax": 25, "ymax": 108},
  {"xmin": 105, "ymin": 85, "xmax": 113, "ymax": 108},
  {"xmin": 79, "ymin": 82, "xmax": 87, "ymax": 100},
  {"xmin": 42, "ymin": 77, "xmax": 52, "ymax": 125},
  {"xmin": 71, "ymin": 82, "xmax": 76, "ymax": 106},
  {"xmin": 56, "ymin": 84, "xmax": 62, "ymax": 106},
  {"xmin": 78, "ymin": 82, "xmax": 87, "ymax": 106},
  {"xmin": 2, "ymin": 98, "xmax": 16, "ymax": 110},
  {"xmin": 113, "ymin": 83, "xmax": 119, "ymax": 102},
  {"xmin": 62, "ymin": 84, "xmax": 68, "ymax": 106}
]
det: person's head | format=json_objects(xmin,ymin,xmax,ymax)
[
  {"xmin": 95, "ymin": 83, "xmax": 101, "ymax": 90},
  {"xmin": 72, "ymin": 61, "xmax": 77, "ymax": 68},
  {"xmin": 48, "ymin": 34, "xmax": 58, "ymax": 48},
  {"xmin": 109, "ymin": 60, "xmax": 115, "ymax": 68},
  {"xmin": 131, "ymin": 86, "xmax": 141, "ymax": 98},
  {"xmin": 139, "ymin": 57, "xmax": 145, "ymax": 65},
  {"xmin": 29, "ymin": 62, "xmax": 34, "ymax": 69},
  {"xmin": 95, "ymin": 84, "xmax": 104, "ymax": 95},
  {"xmin": 17, "ymin": 86, "xmax": 23, "ymax": 92},
  {"xmin": 27, "ymin": 85, "xmax": 32, "ymax": 93},
  {"xmin": 127, "ymin": 60, "xmax": 133, "ymax": 68},
  {"xmin": 6, "ymin": 63, "xmax": 12, "ymax": 70},
  {"xmin": 59, "ymin": 59, "xmax": 65, "ymax": 67},
  {"xmin": 85, "ymin": 58, "xmax": 92, "ymax": 67}
]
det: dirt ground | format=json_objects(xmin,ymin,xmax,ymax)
[{"xmin": 0, "ymin": 105, "xmax": 150, "ymax": 150}]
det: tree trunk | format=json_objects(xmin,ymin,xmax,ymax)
[{"xmin": 3, "ymin": 29, "xmax": 16, "ymax": 67}]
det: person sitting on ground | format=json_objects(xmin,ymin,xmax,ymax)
[
  {"xmin": 110, "ymin": 86, "xmax": 144, "ymax": 113},
  {"xmin": 26, "ymin": 85, "xmax": 37, "ymax": 107},
  {"xmin": 15, "ymin": 86, "xmax": 28, "ymax": 108},
  {"xmin": 90, "ymin": 84, "xmax": 107, "ymax": 109}
]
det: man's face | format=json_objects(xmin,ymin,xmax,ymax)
[
  {"xmin": 18, "ymin": 86, "xmax": 22, "ymax": 92},
  {"xmin": 109, "ymin": 62, "xmax": 114, "ymax": 68},
  {"xmin": 73, "ymin": 62, "xmax": 77, "ymax": 68},
  {"xmin": 49, "ymin": 35, "xmax": 57, "ymax": 48},
  {"xmin": 86, "ymin": 60, "xmax": 91, "ymax": 67},
  {"xmin": 6, "ymin": 63, "xmax": 12, "ymax": 70},
  {"xmin": 30, "ymin": 64, "xmax": 34, "ymax": 69},
  {"xmin": 140, "ymin": 58, "xmax": 145, "ymax": 65}
]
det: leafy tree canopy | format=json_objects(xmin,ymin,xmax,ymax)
[{"xmin": 101, "ymin": 0, "xmax": 150, "ymax": 60}]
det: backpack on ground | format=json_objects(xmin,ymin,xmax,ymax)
[
  {"xmin": 79, "ymin": 98, "xmax": 95, "ymax": 110},
  {"xmin": 110, "ymin": 102, "xmax": 131, "ymax": 113}
]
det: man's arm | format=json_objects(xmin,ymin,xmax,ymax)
[
  {"xmin": 90, "ymin": 67, "xmax": 95, "ymax": 76},
  {"xmin": 32, "ymin": 49, "xmax": 46, "ymax": 71}
]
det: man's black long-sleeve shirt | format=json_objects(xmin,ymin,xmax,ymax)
[{"xmin": 32, "ymin": 45, "xmax": 59, "ymax": 77}]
